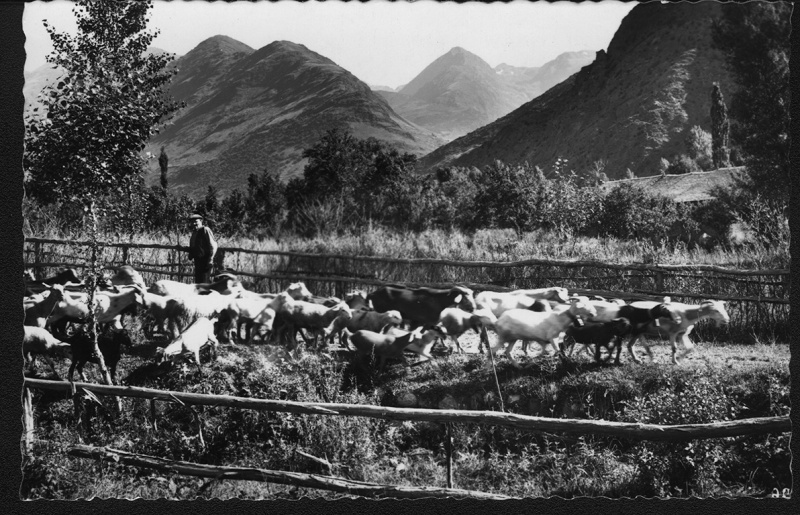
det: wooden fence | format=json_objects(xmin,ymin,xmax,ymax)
[
  {"xmin": 23, "ymin": 236, "xmax": 790, "ymax": 338},
  {"xmin": 22, "ymin": 378, "xmax": 791, "ymax": 498}
]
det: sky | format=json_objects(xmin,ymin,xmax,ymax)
[{"xmin": 23, "ymin": 0, "xmax": 637, "ymax": 88}]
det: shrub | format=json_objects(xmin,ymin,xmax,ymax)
[
  {"xmin": 619, "ymin": 373, "xmax": 742, "ymax": 497},
  {"xmin": 469, "ymin": 161, "xmax": 548, "ymax": 234},
  {"xmin": 684, "ymin": 125, "xmax": 714, "ymax": 171},
  {"xmin": 667, "ymin": 154, "xmax": 701, "ymax": 175},
  {"xmin": 596, "ymin": 183, "xmax": 681, "ymax": 241}
]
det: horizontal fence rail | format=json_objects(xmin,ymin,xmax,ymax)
[
  {"xmin": 23, "ymin": 236, "xmax": 790, "ymax": 338},
  {"xmin": 67, "ymin": 445, "xmax": 515, "ymax": 500},
  {"xmin": 24, "ymin": 379, "xmax": 791, "ymax": 443},
  {"xmin": 23, "ymin": 237, "xmax": 790, "ymax": 275}
]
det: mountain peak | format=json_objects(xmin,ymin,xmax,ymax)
[
  {"xmin": 400, "ymin": 46, "xmax": 492, "ymax": 98},
  {"xmin": 447, "ymin": 46, "xmax": 470, "ymax": 55},
  {"xmin": 193, "ymin": 35, "xmax": 254, "ymax": 55},
  {"xmin": 247, "ymin": 39, "xmax": 337, "ymax": 70},
  {"xmin": 440, "ymin": 46, "xmax": 485, "ymax": 66}
]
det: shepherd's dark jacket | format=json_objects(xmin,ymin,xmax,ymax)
[{"xmin": 189, "ymin": 226, "xmax": 217, "ymax": 264}]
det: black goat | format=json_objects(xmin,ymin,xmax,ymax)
[
  {"xmin": 613, "ymin": 302, "xmax": 680, "ymax": 364},
  {"xmin": 563, "ymin": 318, "xmax": 632, "ymax": 363},
  {"xmin": 65, "ymin": 328, "xmax": 131, "ymax": 383}
]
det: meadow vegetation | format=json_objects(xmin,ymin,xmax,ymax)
[{"xmin": 21, "ymin": 325, "xmax": 790, "ymax": 500}]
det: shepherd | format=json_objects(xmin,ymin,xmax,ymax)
[{"xmin": 187, "ymin": 213, "xmax": 218, "ymax": 284}]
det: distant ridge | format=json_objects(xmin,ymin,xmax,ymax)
[
  {"xmin": 379, "ymin": 47, "xmax": 594, "ymax": 141},
  {"xmin": 417, "ymin": 2, "xmax": 737, "ymax": 180},
  {"xmin": 146, "ymin": 36, "xmax": 444, "ymax": 197}
]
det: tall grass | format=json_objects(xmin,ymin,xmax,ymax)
[{"xmin": 26, "ymin": 222, "xmax": 790, "ymax": 270}]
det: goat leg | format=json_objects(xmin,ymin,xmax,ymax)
[
  {"xmin": 626, "ymin": 334, "xmax": 643, "ymax": 364},
  {"xmin": 452, "ymin": 335, "xmax": 464, "ymax": 354},
  {"xmin": 594, "ymin": 342, "xmax": 603, "ymax": 363},
  {"xmin": 68, "ymin": 361, "xmax": 78, "ymax": 382}
]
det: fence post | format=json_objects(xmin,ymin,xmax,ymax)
[
  {"xmin": 655, "ymin": 271, "xmax": 665, "ymax": 292},
  {"xmin": 33, "ymin": 241, "xmax": 42, "ymax": 279},
  {"xmin": 22, "ymin": 387, "xmax": 34, "ymax": 453},
  {"xmin": 150, "ymin": 399, "xmax": 158, "ymax": 431},
  {"xmin": 444, "ymin": 423, "xmax": 454, "ymax": 489},
  {"xmin": 216, "ymin": 249, "xmax": 226, "ymax": 274},
  {"xmin": 121, "ymin": 245, "xmax": 129, "ymax": 265}
]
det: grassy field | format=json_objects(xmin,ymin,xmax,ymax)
[
  {"xmin": 26, "ymin": 224, "xmax": 791, "ymax": 270},
  {"xmin": 21, "ymin": 226, "xmax": 790, "ymax": 499},
  {"xmin": 21, "ymin": 316, "xmax": 790, "ymax": 500}
]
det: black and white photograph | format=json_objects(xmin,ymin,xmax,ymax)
[{"xmin": 15, "ymin": 0, "xmax": 792, "ymax": 502}]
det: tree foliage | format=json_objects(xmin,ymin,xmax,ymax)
[
  {"xmin": 24, "ymin": 0, "xmax": 182, "ymax": 206},
  {"xmin": 158, "ymin": 146, "xmax": 169, "ymax": 190},
  {"xmin": 597, "ymin": 183, "xmax": 681, "ymax": 241},
  {"xmin": 712, "ymin": 2, "xmax": 790, "ymax": 200},
  {"xmin": 710, "ymin": 83, "xmax": 731, "ymax": 169},
  {"xmin": 244, "ymin": 169, "xmax": 287, "ymax": 237},
  {"xmin": 289, "ymin": 128, "xmax": 417, "ymax": 231},
  {"xmin": 684, "ymin": 125, "xmax": 713, "ymax": 171}
]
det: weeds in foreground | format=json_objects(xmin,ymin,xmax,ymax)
[{"xmin": 20, "ymin": 335, "xmax": 790, "ymax": 499}]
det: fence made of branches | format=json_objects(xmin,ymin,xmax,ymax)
[
  {"xmin": 24, "ymin": 237, "xmax": 790, "ymax": 340},
  {"xmin": 22, "ymin": 378, "xmax": 792, "ymax": 499}
]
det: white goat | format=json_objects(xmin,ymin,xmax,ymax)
[
  {"xmin": 47, "ymin": 287, "xmax": 141, "ymax": 331},
  {"xmin": 225, "ymin": 283, "xmax": 314, "ymax": 342},
  {"xmin": 247, "ymin": 307, "xmax": 277, "ymax": 343},
  {"xmin": 509, "ymin": 287, "xmax": 570, "ymax": 303},
  {"xmin": 24, "ymin": 284, "xmax": 65, "ymax": 328},
  {"xmin": 274, "ymin": 299, "xmax": 353, "ymax": 350},
  {"xmin": 625, "ymin": 300, "xmax": 730, "ymax": 364},
  {"xmin": 149, "ymin": 277, "xmax": 244, "ymax": 298},
  {"xmin": 491, "ymin": 300, "xmax": 597, "ymax": 367},
  {"xmin": 581, "ymin": 299, "xmax": 627, "ymax": 323},
  {"xmin": 129, "ymin": 284, "xmax": 174, "ymax": 337},
  {"xmin": 475, "ymin": 287, "xmax": 568, "ymax": 319},
  {"xmin": 436, "ymin": 307, "xmax": 497, "ymax": 353},
  {"xmin": 108, "ymin": 265, "xmax": 146, "ymax": 289},
  {"xmin": 47, "ymin": 290, "xmax": 92, "ymax": 338},
  {"xmin": 164, "ymin": 290, "xmax": 237, "ymax": 338},
  {"xmin": 155, "ymin": 317, "xmax": 219, "ymax": 374},
  {"xmin": 23, "ymin": 326, "xmax": 73, "ymax": 379},
  {"xmin": 93, "ymin": 286, "xmax": 144, "ymax": 329}
]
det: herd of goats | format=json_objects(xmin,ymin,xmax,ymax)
[{"xmin": 22, "ymin": 265, "xmax": 732, "ymax": 382}]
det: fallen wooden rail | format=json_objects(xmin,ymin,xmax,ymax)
[
  {"xmin": 67, "ymin": 445, "xmax": 514, "ymax": 500},
  {"xmin": 24, "ymin": 379, "xmax": 791, "ymax": 442}
]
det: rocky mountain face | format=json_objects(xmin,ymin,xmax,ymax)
[
  {"xmin": 378, "ymin": 47, "xmax": 595, "ymax": 141},
  {"xmin": 417, "ymin": 2, "xmax": 737, "ymax": 180},
  {"xmin": 144, "ymin": 38, "xmax": 443, "ymax": 197}
]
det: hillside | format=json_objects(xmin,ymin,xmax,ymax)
[
  {"xmin": 417, "ymin": 2, "xmax": 737, "ymax": 179},
  {"xmin": 146, "ymin": 38, "xmax": 444, "ymax": 197},
  {"xmin": 379, "ymin": 47, "xmax": 594, "ymax": 141}
]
